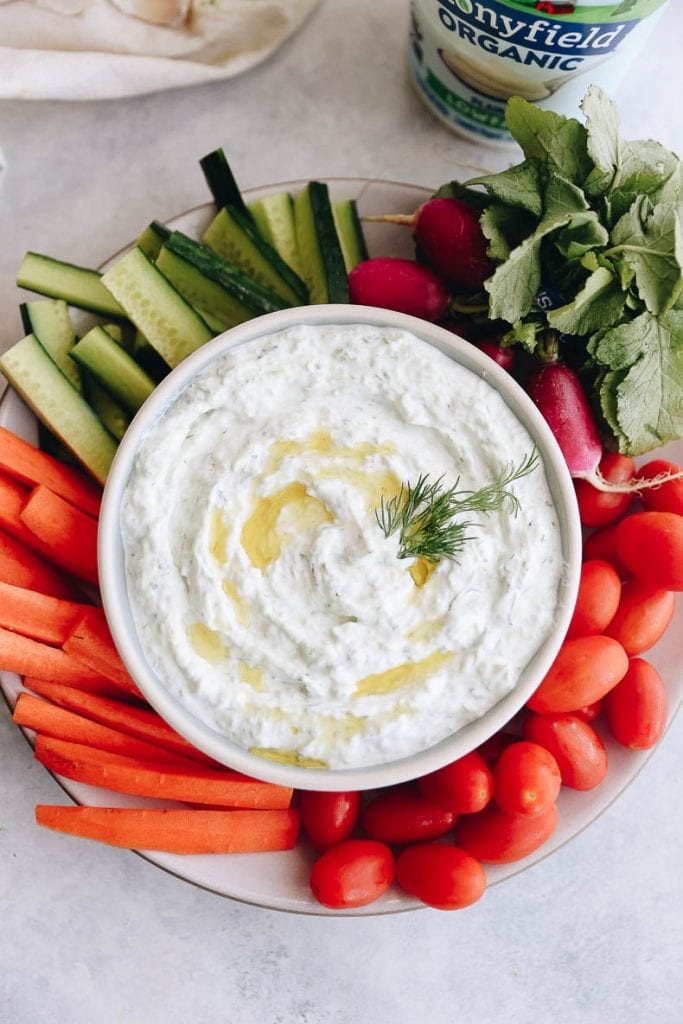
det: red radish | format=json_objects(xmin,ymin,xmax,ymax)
[
  {"xmin": 526, "ymin": 364, "xmax": 603, "ymax": 480},
  {"xmin": 348, "ymin": 257, "xmax": 449, "ymax": 322},
  {"xmin": 413, "ymin": 197, "xmax": 494, "ymax": 291},
  {"xmin": 365, "ymin": 197, "xmax": 494, "ymax": 291},
  {"xmin": 437, "ymin": 318, "xmax": 473, "ymax": 341},
  {"xmin": 474, "ymin": 338, "xmax": 515, "ymax": 371},
  {"xmin": 526, "ymin": 364, "xmax": 683, "ymax": 495}
]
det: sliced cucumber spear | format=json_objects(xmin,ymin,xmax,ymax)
[
  {"xmin": 20, "ymin": 298, "xmax": 82, "ymax": 391},
  {"xmin": 0, "ymin": 334, "xmax": 117, "ymax": 486},
  {"xmin": 163, "ymin": 231, "xmax": 292, "ymax": 317},
  {"xmin": 17, "ymin": 252, "xmax": 126, "ymax": 320},
  {"xmin": 101, "ymin": 247, "xmax": 214, "ymax": 369},
  {"xmin": 203, "ymin": 205, "xmax": 309, "ymax": 305},
  {"xmin": 200, "ymin": 148, "xmax": 253, "ymax": 222},
  {"xmin": 70, "ymin": 326, "xmax": 156, "ymax": 414},
  {"xmin": 294, "ymin": 182, "xmax": 349, "ymax": 304},
  {"xmin": 248, "ymin": 192, "xmax": 303, "ymax": 279},
  {"xmin": 332, "ymin": 199, "xmax": 369, "ymax": 272}
]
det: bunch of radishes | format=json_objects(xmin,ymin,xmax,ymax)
[{"xmin": 349, "ymin": 195, "xmax": 682, "ymax": 496}]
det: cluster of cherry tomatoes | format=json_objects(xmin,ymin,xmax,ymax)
[{"xmin": 299, "ymin": 454, "xmax": 682, "ymax": 912}]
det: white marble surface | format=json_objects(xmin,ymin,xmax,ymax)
[{"xmin": 1, "ymin": 2, "xmax": 682, "ymax": 1021}]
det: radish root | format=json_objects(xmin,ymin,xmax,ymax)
[
  {"xmin": 362, "ymin": 213, "xmax": 416, "ymax": 226},
  {"xmin": 581, "ymin": 466, "xmax": 683, "ymax": 493}
]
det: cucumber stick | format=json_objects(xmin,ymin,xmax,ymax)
[
  {"xmin": 71, "ymin": 326, "xmax": 156, "ymax": 414},
  {"xmin": 82, "ymin": 374, "xmax": 130, "ymax": 441},
  {"xmin": 164, "ymin": 232, "xmax": 290, "ymax": 316},
  {"xmin": 294, "ymin": 182, "xmax": 349, "ymax": 304},
  {"xmin": 102, "ymin": 322, "xmax": 136, "ymax": 354},
  {"xmin": 136, "ymin": 221, "xmax": 172, "ymax": 261},
  {"xmin": 133, "ymin": 330, "xmax": 171, "ymax": 383},
  {"xmin": 204, "ymin": 206, "xmax": 308, "ymax": 305},
  {"xmin": 156, "ymin": 244, "xmax": 255, "ymax": 332},
  {"xmin": 248, "ymin": 193, "xmax": 303, "ymax": 277},
  {"xmin": 101, "ymin": 247, "xmax": 214, "ymax": 368},
  {"xmin": 0, "ymin": 335, "xmax": 117, "ymax": 485},
  {"xmin": 20, "ymin": 298, "xmax": 82, "ymax": 391},
  {"xmin": 200, "ymin": 148, "xmax": 253, "ymax": 222},
  {"xmin": 17, "ymin": 252, "xmax": 126, "ymax": 320},
  {"xmin": 332, "ymin": 199, "xmax": 369, "ymax": 272}
]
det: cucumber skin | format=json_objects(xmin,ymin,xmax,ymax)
[
  {"xmin": 333, "ymin": 199, "xmax": 369, "ymax": 272},
  {"xmin": 165, "ymin": 232, "xmax": 291, "ymax": 316},
  {"xmin": 156, "ymin": 244, "xmax": 255, "ymax": 332},
  {"xmin": 295, "ymin": 182, "xmax": 349, "ymax": 304},
  {"xmin": 203, "ymin": 205, "xmax": 308, "ymax": 305},
  {"xmin": 200, "ymin": 148, "xmax": 253, "ymax": 222}
]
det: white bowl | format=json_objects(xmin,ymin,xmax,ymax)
[{"xmin": 98, "ymin": 304, "xmax": 582, "ymax": 792}]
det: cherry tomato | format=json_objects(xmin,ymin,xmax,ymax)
[
  {"xmin": 309, "ymin": 839, "xmax": 395, "ymax": 909},
  {"xmin": 348, "ymin": 257, "xmax": 449, "ymax": 322},
  {"xmin": 527, "ymin": 635, "xmax": 629, "ymax": 713},
  {"xmin": 396, "ymin": 843, "xmax": 486, "ymax": 911},
  {"xmin": 417, "ymin": 750, "xmax": 493, "ymax": 814},
  {"xmin": 493, "ymin": 741, "xmax": 561, "ymax": 816},
  {"xmin": 604, "ymin": 657, "xmax": 668, "ymax": 750},
  {"xmin": 476, "ymin": 731, "xmax": 518, "ymax": 767},
  {"xmin": 616, "ymin": 511, "xmax": 683, "ymax": 591},
  {"xmin": 566, "ymin": 559, "xmax": 621, "ymax": 638},
  {"xmin": 455, "ymin": 801, "xmax": 558, "ymax": 864},
  {"xmin": 583, "ymin": 523, "xmax": 631, "ymax": 579},
  {"xmin": 360, "ymin": 785, "xmax": 457, "ymax": 844},
  {"xmin": 299, "ymin": 790, "xmax": 361, "ymax": 852},
  {"xmin": 573, "ymin": 699, "xmax": 602, "ymax": 723},
  {"xmin": 604, "ymin": 580, "xmax": 675, "ymax": 656},
  {"xmin": 638, "ymin": 459, "xmax": 683, "ymax": 515},
  {"xmin": 523, "ymin": 712, "xmax": 607, "ymax": 791},
  {"xmin": 574, "ymin": 453, "xmax": 635, "ymax": 528}
]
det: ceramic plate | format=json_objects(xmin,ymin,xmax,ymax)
[{"xmin": 1, "ymin": 178, "xmax": 681, "ymax": 915}]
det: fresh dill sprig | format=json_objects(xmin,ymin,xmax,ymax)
[{"xmin": 375, "ymin": 449, "xmax": 539, "ymax": 564}]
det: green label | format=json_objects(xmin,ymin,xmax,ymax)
[{"xmin": 425, "ymin": 69, "xmax": 507, "ymax": 129}]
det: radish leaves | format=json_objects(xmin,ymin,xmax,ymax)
[{"xmin": 450, "ymin": 85, "xmax": 682, "ymax": 458}]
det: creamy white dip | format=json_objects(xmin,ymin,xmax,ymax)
[{"xmin": 121, "ymin": 324, "xmax": 564, "ymax": 769}]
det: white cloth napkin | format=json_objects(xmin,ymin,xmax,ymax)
[{"xmin": 0, "ymin": 0, "xmax": 321, "ymax": 100}]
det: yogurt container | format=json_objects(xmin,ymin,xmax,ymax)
[{"xmin": 407, "ymin": 0, "xmax": 670, "ymax": 145}]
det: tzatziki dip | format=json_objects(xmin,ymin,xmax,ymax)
[{"xmin": 121, "ymin": 323, "xmax": 564, "ymax": 770}]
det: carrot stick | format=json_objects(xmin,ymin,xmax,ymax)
[
  {"xmin": 34, "ymin": 736, "xmax": 294, "ymax": 809},
  {"xmin": 22, "ymin": 678, "xmax": 219, "ymax": 765},
  {"xmin": 23, "ymin": 673, "xmax": 143, "ymax": 700},
  {"xmin": 0, "ymin": 527, "xmax": 81, "ymax": 600},
  {"xmin": 35, "ymin": 805, "xmax": 299, "ymax": 854},
  {"xmin": 62, "ymin": 607, "xmax": 137, "ymax": 694},
  {"xmin": 0, "ymin": 472, "xmax": 54, "ymax": 554},
  {"xmin": 0, "ymin": 626, "xmax": 105, "ymax": 686},
  {"xmin": 12, "ymin": 692, "xmax": 193, "ymax": 765},
  {"xmin": 20, "ymin": 484, "xmax": 98, "ymax": 585},
  {"xmin": 0, "ymin": 426, "xmax": 102, "ymax": 517},
  {"xmin": 0, "ymin": 580, "xmax": 88, "ymax": 645}
]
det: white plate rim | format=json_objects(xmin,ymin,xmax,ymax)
[{"xmin": 1, "ymin": 176, "xmax": 681, "ymax": 916}]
